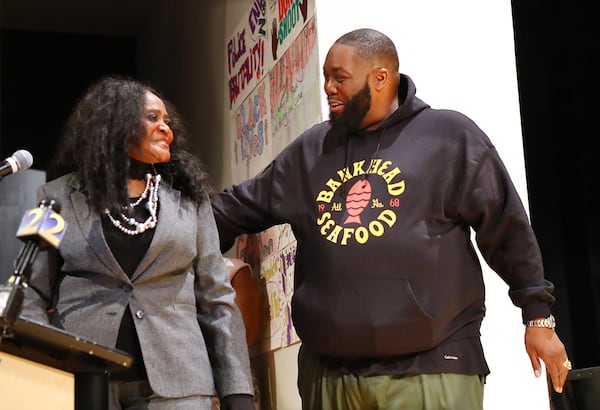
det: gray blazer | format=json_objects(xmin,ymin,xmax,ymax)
[{"xmin": 21, "ymin": 173, "xmax": 254, "ymax": 398}]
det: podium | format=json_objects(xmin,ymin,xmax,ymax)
[{"xmin": 0, "ymin": 317, "xmax": 132, "ymax": 410}]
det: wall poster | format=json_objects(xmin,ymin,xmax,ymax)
[{"xmin": 224, "ymin": 0, "xmax": 321, "ymax": 352}]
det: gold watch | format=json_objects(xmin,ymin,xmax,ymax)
[{"xmin": 526, "ymin": 314, "xmax": 556, "ymax": 329}]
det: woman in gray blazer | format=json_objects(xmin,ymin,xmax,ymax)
[{"xmin": 21, "ymin": 76, "xmax": 255, "ymax": 410}]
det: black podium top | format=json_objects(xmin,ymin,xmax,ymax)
[{"xmin": 0, "ymin": 317, "xmax": 132, "ymax": 375}]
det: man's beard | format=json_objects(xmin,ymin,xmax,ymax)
[{"xmin": 329, "ymin": 82, "xmax": 371, "ymax": 136}]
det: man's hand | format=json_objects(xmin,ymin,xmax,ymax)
[{"xmin": 525, "ymin": 326, "xmax": 569, "ymax": 393}]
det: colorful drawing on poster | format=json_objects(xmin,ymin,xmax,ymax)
[
  {"xmin": 226, "ymin": 0, "xmax": 268, "ymax": 112},
  {"xmin": 259, "ymin": 241, "xmax": 298, "ymax": 351},
  {"xmin": 234, "ymin": 225, "xmax": 299, "ymax": 352},
  {"xmin": 269, "ymin": 0, "xmax": 315, "ymax": 61},
  {"xmin": 231, "ymin": 78, "xmax": 272, "ymax": 181},
  {"xmin": 270, "ymin": 15, "xmax": 322, "ymax": 156}
]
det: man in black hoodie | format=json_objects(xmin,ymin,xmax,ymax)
[{"xmin": 212, "ymin": 28, "xmax": 569, "ymax": 409}]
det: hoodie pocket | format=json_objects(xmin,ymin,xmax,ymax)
[{"xmin": 293, "ymin": 277, "xmax": 442, "ymax": 357}]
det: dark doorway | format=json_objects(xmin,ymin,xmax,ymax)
[{"xmin": 0, "ymin": 30, "xmax": 137, "ymax": 172}]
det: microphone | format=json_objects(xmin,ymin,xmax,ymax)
[
  {"xmin": 15, "ymin": 198, "xmax": 67, "ymax": 250},
  {"xmin": 0, "ymin": 149, "xmax": 34, "ymax": 179}
]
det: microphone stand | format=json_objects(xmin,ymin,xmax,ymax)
[
  {"xmin": 0, "ymin": 200, "xmax": 64, "ymax": 334},
  {"xmin": 0, "ymin": 243, "xmax": 38, "ymax": 332}
]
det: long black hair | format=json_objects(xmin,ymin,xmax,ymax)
[{"xmin": 51, "ymin": 75, "xmax": 210, "ymax": 214}]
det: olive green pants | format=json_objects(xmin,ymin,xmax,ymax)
[{"xmin": 298, "ymin": 346, "xmax": 484, "ymax": 410}]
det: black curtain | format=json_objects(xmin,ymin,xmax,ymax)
[{"xmin": 511, "ymin": 0, "xmax": 600, "ymax": 370}]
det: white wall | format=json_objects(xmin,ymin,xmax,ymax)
[{"xmin": 314, "ymin": 1, "xmax": 549, "ymax": 409}]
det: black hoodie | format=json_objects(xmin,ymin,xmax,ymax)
[{"xmin": 212, "ymin": 74, "xmax": 554, "ymax": 372}]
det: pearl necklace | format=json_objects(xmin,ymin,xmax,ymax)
[{"xmin": 104, "ymin": 173, "xmax": 161, "ymax": 235}]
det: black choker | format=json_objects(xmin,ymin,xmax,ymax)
[{"xmin": 128, "ymin": 158, "xmax": 168, "ymax": 180}]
